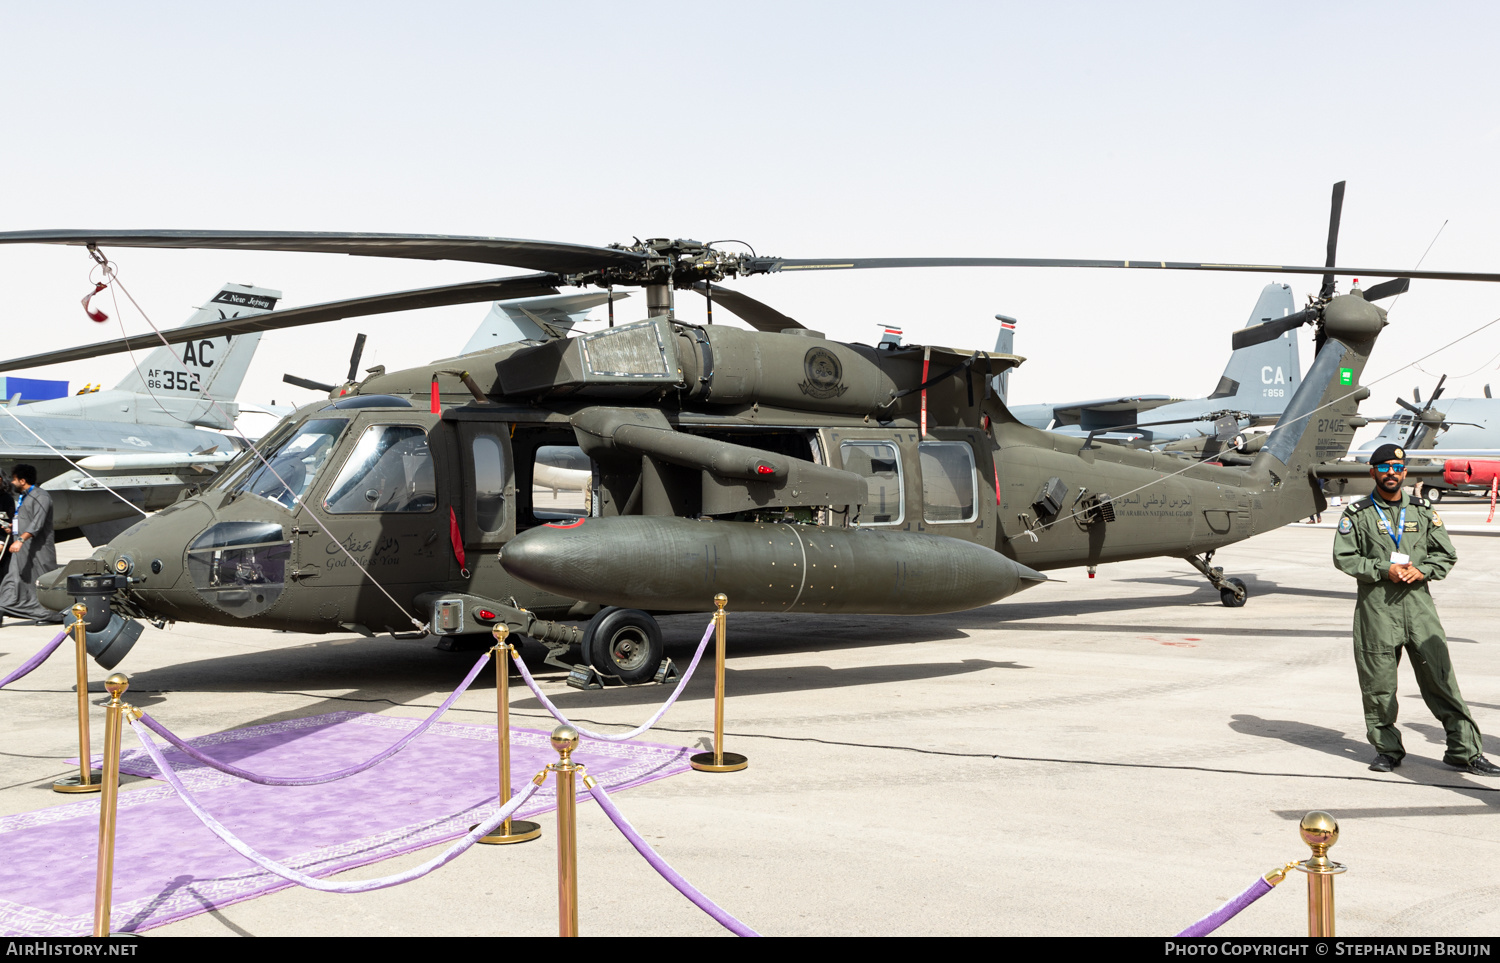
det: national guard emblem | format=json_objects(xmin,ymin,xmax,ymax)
[
  {"xmin": 1433, "ymin": 512, "xmax": 1444, "ymax": 527},
  {"xmin": 798, "ymin": 347, "xmax": 848, "ymax": 399},
  {"xmin": 1393, "ymin": 447, "xmax": 1405, "ymax": 459},
  {"xmin": 1338, "ymin": 516, "xmax": 1353, "ymax": 534}
]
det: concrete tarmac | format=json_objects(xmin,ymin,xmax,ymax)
[{"xmin": 1, "ymin": 515, "xmax": 1498, "ymax": 937}]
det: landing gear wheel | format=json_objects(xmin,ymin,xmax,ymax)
[
  {"xmin": 1220, "ymin": 577, "xmax": 1247, "ymax": 608},
  {"xmin": 1427, "ymin": 487, "xmax": 1444, "ymax": 504},
  {"xmin": 585, "ymin": 608, "xmax": 663, "ymax": 685}
]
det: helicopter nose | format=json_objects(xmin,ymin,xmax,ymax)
[{"xmin": 103, "ymin": 502, "xmax": 213, "ymax": 595}]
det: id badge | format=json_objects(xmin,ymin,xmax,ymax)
[{"xmin": 1391, "ymin": 552, "xmax": 1411, "ymax": 565}]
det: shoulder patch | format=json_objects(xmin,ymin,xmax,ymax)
[
  {"xmin": 1338, "ymin": 516, "xmax": 1354, "ymax": 534},
  {"xmin": 1433, "ymin": 511, "xmax": 1444, "ymax": 527},
  {"xmin": 1348, "ymin": 497, "xmax": 1373, "ymax": 512}
]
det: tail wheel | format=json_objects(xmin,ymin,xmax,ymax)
[
  {"xmin": 1220, "ymin": 577, "xmax": 1248, "ymax": 608},
  {"xmin": 586, "ymin": 608, "xmax": 663, "ymax": 685}
]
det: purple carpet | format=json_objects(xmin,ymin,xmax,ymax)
[{"xmin": 0, "ymin": 712, "xmax": 691, "ymax": 935}]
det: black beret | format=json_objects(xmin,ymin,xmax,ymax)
[{"xmin": 1369, "ymin": 443, "xmax": 1407, "ymax": 466}]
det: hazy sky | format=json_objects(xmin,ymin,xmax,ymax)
[{"xmin": 2, "ymin": 2, "xmax": 1499, "ymax": 435}]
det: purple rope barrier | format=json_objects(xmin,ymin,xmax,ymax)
[
  {"xmin": 0, "ymin": 629, "xmax": 69, "ymax": 689},
  {"xmin": 136, "ymin": 650, "xmax": 492, "ymax": 785},
  {"xmin": 510, "ymin": 618, "xmax": 716, "ymax": 742},
  {"xmin": 1176, "ymin": 870, "xmax": 1286, "ymax": 937},
  {"xmin": 128, "ymin": 717, "xmax": 540, "ymax": 893},
  {"xmin": 585, "ymin": 780, "xmax": 759, "ymax": 937}
]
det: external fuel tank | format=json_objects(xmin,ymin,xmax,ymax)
[{"xmin": 499, "ymin": 516, "xmax": 1045, "ymax": 614}]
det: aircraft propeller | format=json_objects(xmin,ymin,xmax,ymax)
[
  {"xmin": 1361, "ymin": 374, "xmax": 1485, "ymax": 449},
  {"xmin": 1230, "ymin": 183, "xmax": 1412, "ymax": 351}
]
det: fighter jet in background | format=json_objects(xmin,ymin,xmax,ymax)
[
  {"xmin": 1002, "ymin": 283, "xmax": 1302, "ymax": 448},
  {"xmin": 0, "ymin": 283, "xmax": 278, "ymax": 543}
]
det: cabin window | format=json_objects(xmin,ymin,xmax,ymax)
[
  {"xmin": 532, "ymin": 445, "xmax": 590, "ymax": 519},
  {"xmin": 324, "ymin": 425, "xmax": 437, "ymax": 514},
  {"xmin": 471, "ymin": 433, "xmax": 507, "ymax": 532},
  {"xmin": 841, "ymin": 440, "xmax": 904, "ymax": 525},
  {"xmin": 919, "ymin": 441, "xmax": 978, "ymax": 523},
  {"xmin": 232, "ymin": 417, "xmax": 347, "ymax": 509}
]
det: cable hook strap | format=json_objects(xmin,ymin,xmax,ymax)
[{"xmin": 81, "ymin": 281, "xmax": 109, "ymax": 323}]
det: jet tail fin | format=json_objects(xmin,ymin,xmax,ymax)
[
  {"xmin": 1207, "ymin": 284, "xmax": 1300, "ymax": 421},
  {"xmin": 111, "ymin": 283, "xmax": 280, "ymax": 429},
  {"xmin": 460, "ymin": 291, "xmax": 627, "ymax": 352}
]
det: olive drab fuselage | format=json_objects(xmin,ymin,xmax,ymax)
[{"xmin": 45, "ymin": 293, "xmax": 1386, "ymax": 637}]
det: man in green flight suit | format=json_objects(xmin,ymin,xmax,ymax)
[{"xmin": 1333, "ymin": 443, "xmax": 1498, "ymax": 776}]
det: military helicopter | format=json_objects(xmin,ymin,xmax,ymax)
[{"xmin": 5, "ymin": 184, "xmax": 1500, "ymax": 684}]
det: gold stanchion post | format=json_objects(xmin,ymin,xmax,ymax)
[
  {"xmin": 548, "ymin": 725, "xmax": 582, "ymax": 937},
  {"xmin": 1295, "ymin": 811, "xmax": 1345, "ymax": 937},
  {"xmin": 478, "ymin": 624, "xmax": 541, "ymax": 845},
  {"xmin": 55, "ymin": 603, "xmax": 104, "ymax": 793},
  {"xmin": 690, "ymin": 594, "xmax": 748, "ymax": 773},
  {"xmin": 93, "ymin": 673, "xmax": 131, "ymax": 937}
]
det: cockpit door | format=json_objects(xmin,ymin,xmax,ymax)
[{"xmin": 293, "ymin": 409, "xmax": 453, "ymax": 630}]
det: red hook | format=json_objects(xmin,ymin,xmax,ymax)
[{"xmin": 81, "ymin": 281, "xmax": 109, "ymax": 323}]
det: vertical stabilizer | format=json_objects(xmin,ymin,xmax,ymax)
[
  {"xmin": 1251, "ymin": 293, "xmax": 1386, "ymax": 522},
  {"xmin": 992, "ymin": 315, "xmax": 1017, "ymax": 403},
  {"xmin": 111, "ymin": 283, "xmax": 280, "ymax": 429},
  {"xmin": 1207, "ymin": 283, "xmax": 1300, "ymax": 422}
]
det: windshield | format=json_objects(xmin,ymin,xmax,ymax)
[
  {"xmin": 323, "ymin": 425, "xmax": 437, "ymax": 513},
  {"xmin": 209, "ymin": 421, "xmax": 295, "ymax": 493},
  {"xmin": 229, "ymin": 417, "xmax": 348, "ymax": 509}
]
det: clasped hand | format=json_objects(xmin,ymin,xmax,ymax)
[{"xmin": 1387, "ymin": 563, "xmax": 1426, "ymax": 584}]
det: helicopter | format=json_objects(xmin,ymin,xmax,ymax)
[{"xmin": 5, "ymin": 184, "xmax": 1500, "ymax": 685}]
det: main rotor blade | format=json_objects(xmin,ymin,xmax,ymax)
[
  {"xmin": 0, "ymin": 230, "xmax": 646, "ymax": 274},
  {"xmin": 0, "ymin": 273, "xmax": 560, "ymax": 374},
  {"xmin": 1230, "ymin": 309, "xmax": 1313, "ymax": 349},
  {"xmin": 347, "ymin": 333, "xmax": 367, "ymax": 383},
  {"xmin": 691, "ymin": 282, "xmax": 805, "ymax": 332},
  {"xmin": 743, "ymin": 256, "xmax": 1500, "ymax": 285},
  {"xmin": 1320, "ymin": 181, "xmax": 1346, "ymax": 299},
  {"xmin": 1362, "ymin": 277, "xmax": 1410, "ymax": 301},
  {"xmin": 283, "ymin": 374, "xmax": 335, "ymax": 392}
]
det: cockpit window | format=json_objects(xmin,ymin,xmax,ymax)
[
  {"xmin": 229, "ymin": 418, "xmax": 347, "ymax": 508},
  {"xmin": 323, "ymin": 425, "xmax": 437, "ymax": 514}
]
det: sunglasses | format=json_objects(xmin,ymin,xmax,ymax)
[{"xmin": 1374, "ymin": 463, "xmax": 1406, "ymax": 473}]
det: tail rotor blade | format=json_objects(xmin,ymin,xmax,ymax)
[
  {"xmin": 1230, "ymin": 309, "xmax": 1311, "ymax": 349},
  {"xmin": 1363, "ymin": 277, "xmax": 1410, "ymax": 301},
  {"xmin": 1395, "ymin": 397, "xmax": 1423, "ymax": 414},
  {"xmin": 347, "ymin": 333, "xmax": 367, "ymax": 382},
  {"xmin": 1320, "ymin": 181, "xmax": 1346, "ymax": 299}
]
